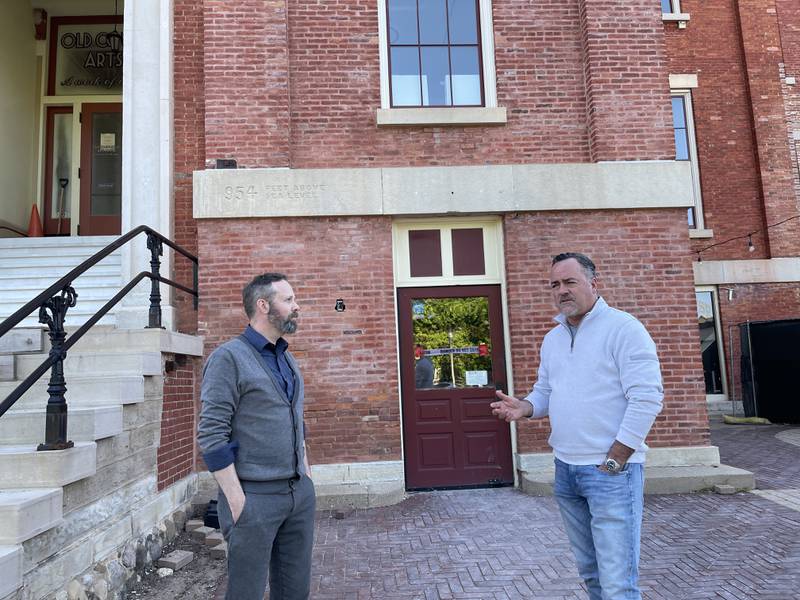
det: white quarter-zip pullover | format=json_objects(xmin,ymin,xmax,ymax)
[{"xmin": 525, "ymin": 297, "xmax": 664, "ymax": 465}]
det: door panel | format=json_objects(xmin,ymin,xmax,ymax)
[
  {"xmin": 79, "ymin": 103, "xmax": 122, "ymax": 235},
  {"xmin": 43, "ymin": 107, "xmax": 74, "ymax": 235},
  {"xmin": 399, "ymin": 285, "xmax": 513, "ymax": 489}
]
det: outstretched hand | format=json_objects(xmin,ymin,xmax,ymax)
[{"xmin": 490, "ymin": 390, "xmax": 533, "ymax": 422}]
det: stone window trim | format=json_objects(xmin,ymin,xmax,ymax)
[
  {"xmin": 662, "ymin": 0, "xmax": 690, "ymax": 28},
  {"xmin": 695, "ymin": 285, "xmax": 729, "ymax": 402},
  {"xmin": 376, "ymin": 0, "xmax": 506, "ymax": 127},
  {"xmin": 671, "ymin": 81, "xmax": 710, "ymax": 235}
]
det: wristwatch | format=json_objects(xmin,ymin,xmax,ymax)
[{"xmin": 603, "ymin": 457, "xmax": 623, "ymax": 474}]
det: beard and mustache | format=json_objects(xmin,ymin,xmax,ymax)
[{"xmin": 268, "ymin": 305, "xmax": 299, "ymax": 335}]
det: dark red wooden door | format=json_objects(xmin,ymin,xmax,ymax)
[
  {"xmin": 399, "ymin": 285, "xmax": 513, "ymax": 489},
  {"xmin": 79, "ymin": 103, "xmax": 122, "ymax": 235}
]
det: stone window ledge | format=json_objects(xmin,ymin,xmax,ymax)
[
  {"xmin": 689, "ymin": 228, "xmax": 714, "ymax": 239},
  {"xmin": 377, "ymin": 107, "xmax": 507, "ymax": 127},
  {"xmin": 662, "ymin": 12, "xmax": 691, "ymax": 27}
]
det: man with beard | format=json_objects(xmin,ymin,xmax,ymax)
[
  {"xmin": 198, "ymin": 273, "xmax": 314, "ymax": 600},
  {"xmin": 491, "ymin": 253, "xmax": 663, "ymax": 600}
]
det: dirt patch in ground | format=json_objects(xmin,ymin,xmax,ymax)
[{"xmin": 126, "ymin": 530, "xmax": 226, "ymax": 600}]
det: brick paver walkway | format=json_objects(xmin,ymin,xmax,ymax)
[{"xmin": 214, "ymin": 420, "xmax": 800, "ymax": 599}]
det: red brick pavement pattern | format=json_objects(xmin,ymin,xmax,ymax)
[{"xmin": 214, "ymin": 421, "xmax": 800, "ymax": 599}]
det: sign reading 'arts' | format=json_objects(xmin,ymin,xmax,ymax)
[{"xmin": 50, "ymin": 21, "xmax": 123, "ymax": 96}]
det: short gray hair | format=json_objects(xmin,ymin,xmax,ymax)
[
  {"xmin": 242, "ymin": 273, "xmax": 287, "ymax": 319},
  {"xmin": 552, "ymin": 253, "xmax": 596, "ymax": 280}
]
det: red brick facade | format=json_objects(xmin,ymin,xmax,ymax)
[
  {"xmin": 158, "ymin": 353, "xmax": 201, "ymax": 490},
  {"xmin": 165, "ymin": 0, "xmax": 799, "ymax": 484},
  {"xmin": 665, "ymin": 0, "xmax": 799, "ymax": 408},
  {"xmin": 197, "ymin": 217, "xmax": 402, "ymax": 463}
]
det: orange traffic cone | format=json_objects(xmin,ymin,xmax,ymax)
[{"xmin": 27, "ymin": 204, "xmax": 43, "ymax": 237}]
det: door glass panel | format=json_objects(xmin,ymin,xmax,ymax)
[
  {"xmin": 412, "ymin": 296, "xmax": 493, "ymax": 389},
  {"xmin": 696, "ymin": 291, "xmax": 723, "ymax": 394},
  {"xmin": 50, "ymin": 113, "xmax": 73, "ymax": 219},
  {"xmin": 90, "ymin": 112, "xmax": 122, "ymax": 216}
]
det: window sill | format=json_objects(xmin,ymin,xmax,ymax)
[
  {"xmin": 689, "ymin": 228, "xmax": 714, "ymax": 239},
  {"xmin": 376, "ymin": 107, "xmax": 507, "ymax": 127},
  {"xmin": 662, "ymin": 12, "xmax": 690, "ymax": 28}
]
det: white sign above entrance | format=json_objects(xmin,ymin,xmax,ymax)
[{"xmin": 49, "ymin": 19, "xmax": 123, "ymax": 96}]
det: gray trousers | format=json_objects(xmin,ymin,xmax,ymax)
[{"xmin": 217, "ymin": 475, "xmax": 316, "ymax": 600}]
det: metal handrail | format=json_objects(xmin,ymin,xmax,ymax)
[
  {"xmin": 0, "ymin": 221, "xmax": 27, "ymax": 237},
  {"xmin": 0, "ymin": 225, "xmax": 198, "ymax": 450}
]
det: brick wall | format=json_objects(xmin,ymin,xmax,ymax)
[
  {"xmin": 158, "ymin": 354, "xmax": 201, "ymax": 490},
  {"xmin": 203, "ymin": 0, "xmax": 290, "ymax": 167},
  {"xmin": 197, "ymin": 217, "xmax": 402, "ymax": 464},
  {"xmin": 173, "ymin": 0, "xmax": 205, "ymax": 333},
  {"xmin": 669, "ymin": 0, "xmax": 800, "ymax": 260},
  {"xmin": 504, "ymin": 209, "xmax": 710, "ymax": 453},
  {"xmin": 578, "ymin": 0, "xmax": 674, "ymax": 161},
  {"xmin": 665, "ymin": 0, "xmax": 770, "ymax": 261},
  {"xmin": 190, "ymin": 0, "xmax": 676, "ymax": 169}
]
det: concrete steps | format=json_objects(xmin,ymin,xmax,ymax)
[
  {"xmin": 0, "ymin": 545, "xmax": 22, "ymax": 599},
  {"xmin": 14, "ymin": 351, "xmax": 162, "ymax": 379},
  {"xmin": 0, "ymin": 442, "xmax": 96, "ymax": 489},
  {"xmin": 519, "ymin": 463, "xmax": 756, "ymax": 496},
  {"xmin": 0, "ymin": 405, "xmax": 122, "ymax": 445},
  {"xmin": 0, "ymin": 236, "xmax": 121, "ymax": 328},
  {"xmin": 0, "ymin": 488, "xmax": 62, "ymax": 545},
  {"xmin": 0, "ymin": 374, "xmax": 146, "ymax": 410}
]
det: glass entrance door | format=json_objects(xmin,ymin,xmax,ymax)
[
  {"xmin": 79, "ymin": 103, "xmax": 122, "ymax": 235},
  {"xmin": 398, "ymin": 285, "xmax": 513, "ymax": 489}
]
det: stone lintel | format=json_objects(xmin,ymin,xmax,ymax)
[{"xmin": 193, "ymin": 161, "xmax": 694, "ymax": 219}]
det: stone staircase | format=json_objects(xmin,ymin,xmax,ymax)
[
  {"xmin": 0, "ymin": 326, "xmax": 201, "ymax": 600},
  {"xmin": 0, "ymin": 236, "xmax": 121, "ymax": 328}
]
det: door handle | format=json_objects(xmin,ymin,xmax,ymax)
[{"xmin": 493, "ymin": 382, "xmax": 505, "ymax": 394}]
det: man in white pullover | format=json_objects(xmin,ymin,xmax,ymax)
[{"xmin": 491, "ymin": 253, "xmax": 663, "ymax": 600}]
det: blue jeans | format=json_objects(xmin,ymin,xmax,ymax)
[{"xmin": 553, "ymin": 458, "xmax": 644, "ymax": 600}]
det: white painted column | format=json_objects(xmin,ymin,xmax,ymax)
[{"xmin": 118, "ymin": 0, "xmax": 175, "ymax": 330}]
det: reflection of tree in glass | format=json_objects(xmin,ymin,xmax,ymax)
[{"xmin": 412, "ymin": 297, "xmax": 492, "ymax": 387}]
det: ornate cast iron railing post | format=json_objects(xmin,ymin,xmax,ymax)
[
  {"xmin": 147, "ymin": 233, "xmax": 164, "ymax": 328},
  {"xmin": 37, "ymin": 286, "xmax": 77, "ymax": 451}
]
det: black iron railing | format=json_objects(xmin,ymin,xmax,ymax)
[{"xmin": 0, "ymin": 225, "xmax": 198, "ymax": 450}]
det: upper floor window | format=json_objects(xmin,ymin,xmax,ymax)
[
  {"xmin": 671, "ymin": 91, "xmax": 705, "ymax": 230},
  {"xmin": 387, "ymin": 0, "xmax": 483, "ymax": 107},
  {"xmin": 661, "ymin": 0, "xmax": 677, "ymax": 12},
  {"xmin": 662, "ymin": 0, "xmax": 690, "ymax": 27}
]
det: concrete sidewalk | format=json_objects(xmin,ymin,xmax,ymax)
[{"xmin": 215, "ymin": 419, "xmax": 800, "ymax": 599}]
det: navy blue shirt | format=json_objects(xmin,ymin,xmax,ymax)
[{"xmin": 243, "ymin": 325, "xmax": 296, "ymax": 402}]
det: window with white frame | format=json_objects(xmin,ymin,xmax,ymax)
[
  {"xmin": 661, "ymin": 0, "xmax": 690, "ymax": 27},
  {"xmin": 661, "ymin": 0, "xmax": 679, "ymax": 13},
  {"xmin": 695, "ymin": 287, "xmax": 727, "ymax": 399},
  {"xmin": 387, "ymin": 0, "xmax": 482, "ymax": 107},
  {"xmin": 671, "ymin": 90, "xmax": 705, "ymax": 229},
  {"xmin": 377, "ymin": 0, "xmax": 502, "ymax": 123}
]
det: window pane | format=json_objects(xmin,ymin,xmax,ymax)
[
  {"xmin": 409, "ymin": 229, "xmax": 443, "ymax": 277},
  {"xmin": 696, "ymin": 291, "xmax": 724, "ymax": 394},
  {"xmin": 450, "ymin": 46, "xmax": 481, "ymax": 105},
  {"xmin": 412, "ymin": 296, "xmax": 493, "ymax": 390},
  {"xmin": 448, "ymin": 0, "xmax": 478, "ymax": 44},
  {"xmin": 419, "ymin": 0, "xmax": 448, "ymax": 44},
  {"xmin": 421, "ymin": 46, "xmax": 450, "ymax": 106},
  {"xmin": 90, "ymin": 112, "xmax": 122, "ymax": 217},
  {"xmin": 688, "ymin": 207, "xmax": 696, "ymax": 228},
  {"xmin": 671, "ymin": 96, "xmax": 686, "ymax": 129},
  {"xmin": 661, "ymin": 0, "xmax": 674, "ymax": 12},
  {"xmin": 674, "ymin": 129, "xmax": 689, "ymax": 160},
  {"xmin": 50, "ymin": 113, "xmax": 73, "ymax": 219},
  {"xmin": 391, "ymin": 47, "xmax": 422, "ymax": 106},
  {"xmin": 388, "ymin": 0, "xmax": 419, "ymax": 44}
]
